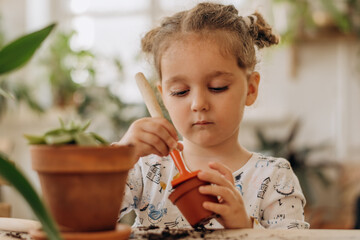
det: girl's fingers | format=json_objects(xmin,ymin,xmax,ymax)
[
  {"xmin": 140, "ymin": 118, "xmax": 178, "ymax": 151},
  {"xmin": 149, "ymin": 117, "xmax": 179, "ymax": 141},
  {"xmin": 197, "ymin": 171, "xmax": 233, "ymax": 189},
  {"xmin": 177, "ymin": 142, "xmax": 184, "ymax": 151},
  {"xmin": 137, "ymin": 132, "xmax": 170, "ymax": 156},
  {"xmin": 208, "ymin": 162, "xmax": 234, "ymax": 184},
  {"xmin": 202, "ymin": 201, "xmax": 229, "ymax": 216},
  {"xmin": 135, "ymin": 141, "xmax": 163, "ymax": 157},
  {"xmin": 199, "ymin": 184, "xmax": 238, "ymax": 204}
]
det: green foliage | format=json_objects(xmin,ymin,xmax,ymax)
[
  {"xmin": 0, "ymin": 23, "xmax": 55, "ymax": 118},
  {"xmin": 0, "ymin": 22, "xmax": 62, "ymax": 239},
  {"xmin": 274, "ymin": 0, "xmax": 359, "ymax": 44},
  {"xmin": 45, "ymin": 31, "xmax": 95, "ymax": 107},
  {"xmin": 0, "ymin": 153, "xmax": 62, "ymax": 240},
  {"xmin": 0, "ymin": 23, "xmax": 56, "ymax": 75},
  {"xmin": 24, "ymin": 119, "xmax": 108, "ymax": 146},
  {"xmin": 0, "ymin": 25, "xmax": 146, "ymax": 138}
]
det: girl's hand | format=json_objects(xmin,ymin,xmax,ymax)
[
  {"xmin": 197, "ymin": 162, "xmax": 252, "ymax": 229},
  {"xmin": 113, "ymin": 117, "xmax": 183, "ymax": 159}
]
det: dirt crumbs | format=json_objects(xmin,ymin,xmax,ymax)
[
  {"xmin": 5, "ymin": 232, "xmax": 28, "ymax": 240},
  {"xmin": 130, "ymin": 226, "xmax": 224, "ymax": 240}
]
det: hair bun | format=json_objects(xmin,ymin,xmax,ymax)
[{"xmin": 247, "ymin": 12, "xmax": 279, "ymax": 49}]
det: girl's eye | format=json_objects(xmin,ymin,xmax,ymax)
[
  {"xmin": 170, "ymin": 90, "xmax": 189, "ymax": 97},
  {"xmin": 209, "ymin": 86, "xmax": 228, "ymax": 93}
]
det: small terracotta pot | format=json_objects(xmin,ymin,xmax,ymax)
[
  {"xmin": 30, "ymin": 145, "xmax": 135, "ymax": 232},
  {"xmin": 168, "ymin": 176, "xmax": 218, "ymax": 227}
]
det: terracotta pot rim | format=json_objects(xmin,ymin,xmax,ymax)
[{"xmin": 31, "ymin": 144, "xmax": 136, "ymax": 173}]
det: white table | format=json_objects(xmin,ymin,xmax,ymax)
[
  {"xmin": 130, "ymin": 227, "xmax": 360, "ymax": 240},
  {"xmin": 1, "ymin": 228, "xmax": 360, "ymax": 239}
]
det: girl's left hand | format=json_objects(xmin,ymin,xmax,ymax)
[{"xmin": 197, "ymin": 162, "xmax": 252, "ymax": 229}]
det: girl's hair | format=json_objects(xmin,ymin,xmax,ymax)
[{"xmin": 141, "ymin": 2, "xmax": 279, "ymax": 79}]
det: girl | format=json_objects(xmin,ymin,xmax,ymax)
[{"xmin": 116, "ymin": 2, "xmax": 309, "ymax": 229}]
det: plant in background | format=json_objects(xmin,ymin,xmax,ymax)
[
  {"xmin": 0, "ymin": 22, "xmax": 54, "ymax": 117},
  {"xmin": 255, "ymin": 120, "xmax": 331, "ymax": 205},
  {"xmin": 42, "ymin": 30, "xmax": 146, "ymax": 139},
  {"xmin": 0, "ymin": 23, "xmax": 62, "ymax": 239},
  {"xmin": 0, "ymin": 26, "xmax": 147, "ymax": 139},
  {"xmin": 273, "ymin": 0, "xmax": 360, "ymax": 44}
]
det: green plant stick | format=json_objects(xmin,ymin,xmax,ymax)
[{"xmin": 0, "ymin": 154, "xmax": 62, "ymax": 240}]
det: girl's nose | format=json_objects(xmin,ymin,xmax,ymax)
[{"xmin": 190, "ymin": 91, "xmax": 209, "ymax": 112}]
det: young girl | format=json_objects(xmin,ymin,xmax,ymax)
[{"xmin": 116, "ymin": 2, "xmax": 310, "ymax": 229}]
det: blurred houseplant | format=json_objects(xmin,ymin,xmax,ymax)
[
  {"xmin": 0, "ymin": 23, "xmax": 62, "ymax": 240},
  {"xmin": 273, "ymin": 0, "xmax": 360, "ymax": 76},
  {"xmin": 255, "ymin": 120, "xmax": 332, "ymax": 205},
  {"xmin": 273, "ymin": 0, "xmax": 360, "ymax": 44},
  {"xmin": 42, "ymin": 30, "xmax": 146, "ymax": 139},
  {"xmin": 0, "ymin": 27, "xmax": 147, "ymax": 140}
]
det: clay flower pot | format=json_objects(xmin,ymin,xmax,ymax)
[
  {"xmin": 169, "ymin": 176, "xmax": 218, "ymax": 227},
  {"xmin": 30, "ymin": 145, "xmax": 135, "ymax": 233}
]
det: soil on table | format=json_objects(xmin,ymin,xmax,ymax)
[{"xmin": 130, "ymin": 226, "xmax": 216, "ymax": 240}]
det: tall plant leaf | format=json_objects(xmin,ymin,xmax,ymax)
[
  {"xmin": 0, "ymin": 153, "xmax": 62, "ymax": 240},
  {"xmin": 0, "ymin": 23, "xmax": 56, "ymax": 75}
]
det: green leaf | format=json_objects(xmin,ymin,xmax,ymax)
[
  {"xmin": 73, "ymin": 132, "xmax": 99, "ymax": 146},
  {"xmin": 24, "ymin": 134, "xmax": 46, "ymax": 144},
  {"xmin": 45, "ymin": 133, "xmax": 74, "ymax": 145},
  {"xmin": 90, "ymin": 132, "xmax": 108, "ymax": 144},
  {"xmin": 0, "ymin": 153, "xmax": 62, "ymax": 240},
  {"xmin": 80, "ymin": 119, "xmax": 91, "ymax": 132},
  {"xmin": 0, "ymin": 23, "xmax": 56, "ymax": 75},
  {"xmin": 59, "ymin": 118, "xmax": 65, "ymax": 129},
  {"xmin": 44, "ymin": 128, "xmax": 64, "ymax": 136}
]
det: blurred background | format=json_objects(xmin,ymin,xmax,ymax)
[{"xmin": 0, "ymin": 0, "xmax": 360, "ymax": 229}]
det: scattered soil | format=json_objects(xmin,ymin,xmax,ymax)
[
  {"xmin": 5, "ymin": 232, "xmax": 27, "ymax": 240},
  {"xmin": 130, "ymin": 226, "xmax": 216, "ymax": 240}
]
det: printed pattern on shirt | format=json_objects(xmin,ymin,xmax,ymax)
[{"xmin": 120, "ymin": 153, "xmax": 310, "ymax": 229}]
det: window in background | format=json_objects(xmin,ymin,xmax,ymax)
[
  {"xmin": 67, "ymin": 0, "xmax": 249, "ymax": 103},
  {"xmin": 68, "ymin": 0, "xmax": 153, "ymax": 103}
]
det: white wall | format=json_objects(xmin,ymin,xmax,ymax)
[{"xmin": 240, "ymin": 38, "xmax": 360, "ymax": 162}]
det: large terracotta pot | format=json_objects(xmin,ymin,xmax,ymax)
[
  {"xmin": 30, "ymin": 145, "xmax": 135, "ymax": 232},
  {"xmin": 169, "ymin": 176, "xmax": 218, "ymax": 227}
]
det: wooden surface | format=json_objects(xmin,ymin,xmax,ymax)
[{"xmin": 1, "ymin": 228, "xmax": 360, "ymax": 239}]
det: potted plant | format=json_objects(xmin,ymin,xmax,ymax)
[
  {"xmin": 25, "ymin": 120, "xmax": 136, "ymax": 240},
  {"xmin": 0, "ymin": 23, "xmax": 63, "ymax": 240},
  {"xmin": 0, "ymin": 24, "xmax": 136, "ymax": 240}
]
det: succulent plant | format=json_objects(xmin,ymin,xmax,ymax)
[{"xmin": 24, "ymin": 119, "xmax": 108, "ymax": 146}]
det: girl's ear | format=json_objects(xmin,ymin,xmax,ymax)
[{"xmin": 245, "ymin": 71, "xmax": 260, "ymax": 106}]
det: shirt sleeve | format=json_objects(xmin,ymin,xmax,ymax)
[
  {"xmin": 118, "ymin": 159, "xmax": 143, "ymax": 219},
  {"xmin": 260, "ymin": 158, "xmax": 310, "ymax": 229}
]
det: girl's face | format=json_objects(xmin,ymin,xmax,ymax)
[{"xmin": 158, "ymin": 34, "xmax": 259, "ymax": 148}]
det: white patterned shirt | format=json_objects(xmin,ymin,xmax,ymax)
[{"xmin": 119, "ymin": 152, "xmax": 310, "ymax": 229}]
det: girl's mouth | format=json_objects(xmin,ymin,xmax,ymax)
[{"xmin": 193, "ymin": 121, "xmax": 214, "ymax": 126}]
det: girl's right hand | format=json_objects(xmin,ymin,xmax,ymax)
[{"xmin": 114, "ymin": 117, "xmax": 182, "ymax": 159}]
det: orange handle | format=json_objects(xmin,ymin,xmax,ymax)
[{"xmin": 169, "ymin": 149, "xmax": 191, "ymax": 175}]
